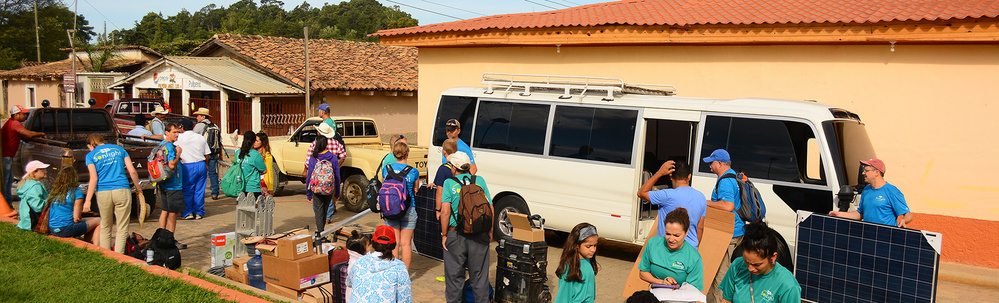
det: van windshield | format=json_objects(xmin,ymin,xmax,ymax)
[{"xmin": 823, "ymin": 120, "xmax": 877, "ymax": 187}]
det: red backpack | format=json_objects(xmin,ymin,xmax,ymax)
[{"xmin": 147, "ymin": 142, "xmax": 175, "ymax": 182}]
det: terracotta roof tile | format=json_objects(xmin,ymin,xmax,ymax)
[
  {"xmin": 189, "ymin": 34, "xmax": 417, "ymax": 92},
  {"xmin": 374, "ymin": 0, "xmax": 999, "ymax": 37},
  {"xmin": 0, "ymin": 58, "xmax": 146, "ymax": 79}
]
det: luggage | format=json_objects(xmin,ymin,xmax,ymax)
[
  {"xmin": 496, "ymin": 238, "xmax": 548, "ymax": 276},
  {"xmin": 146, "ymin": 228, "xmax": 182, "ymax": 269},
  {"xmin": 494, "ymin": 237, "xmax": 551, "ymax": 303},
  {"xmin": 330, "ymin": 260, "xmax": 350, "ymax": 303}
]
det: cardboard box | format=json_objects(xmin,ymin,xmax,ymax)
[
  {"xmin": 267, "ymin": 282, "xmax": 308, "ymax": 300},
  {"xmin": 509, "ymin": 213, "xmax": 545, "ymax": 242},
  {"xmin": 262, "ymin": 253, "xmax": 330, "ymax": 290},
  {"xmin": 226, "ymin": 266, "xmax": 248, "ymax": 284},
  {"xmin": 257, "ymin": 228, "xmax": 311, "ymax": 258},
  {"xmin": 232, "ymin": 256, "xmax": 251, "ymax": 273},
  {"xmin": 277, "ymin": 233, "xmax": 314, "ymax": 260},
  {"xmin": 301, "ymin": 283, "xmax": 337, "ymax": 303},
  {"xmin": 211, "ymin": 232, "xmax": 236, "ymax": 267}
]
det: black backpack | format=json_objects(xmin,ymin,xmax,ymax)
[
  {"xmin": 365, "ymin": 155, "xmax": 388, "ymax": 213},
  {"xmin": 714, "ymin": 172, "xmax": 767, "ymax": 222},
  {"xmin": 200, "ymin": 120, "xmax": 224, "ymax": 155},
  {"xmin": 146, "ymin": 228, "xmax": 182, "ymax": 269}
]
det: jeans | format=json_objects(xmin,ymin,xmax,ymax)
[
  {"xmin": 313, "ymin": 194, "xmax": 333, "ymax": 232},
  {"xmin": 2, "ymin": 157, "xmax": 12, "ymax": 207},
  {"xmin": 207, "ymin": 154, "xmax": 220, "ymax": 196}
]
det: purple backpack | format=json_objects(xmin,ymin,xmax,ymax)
[{"xmin": 377, "ymin": 166, "xmax": 412, "ymax": 220}]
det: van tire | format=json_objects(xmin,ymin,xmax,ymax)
[
  {"xmin": 342, "ymin": 174, "xmax": 369, "ymax": 213},
  {"xmin": 494, "ymin": 195, "xmax": 529, "ymax": 240}
]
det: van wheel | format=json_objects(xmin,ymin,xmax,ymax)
[
  {"xmin": 342, "ymin": 174, "xmax": 369, "ymax": 213},
  {"xmin": 494, "ymin": 196, "xmax": 529, "ymax": 240}
]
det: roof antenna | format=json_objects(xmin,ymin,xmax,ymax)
[{"xmin": 890, "ymin": 41, "xmax": 896, "ymax": 52}]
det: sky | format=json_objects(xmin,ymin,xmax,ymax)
[{"xmin": 73, "ymin": 0, "xmax": 615, "ymax": 34}]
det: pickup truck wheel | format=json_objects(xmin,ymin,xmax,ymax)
[
  {"xmin": 342, "ymin": 175, "xmax": 369, "ymax": 213},
  {"xmin": 273, "ymin": 173, "xmax": 288, "ymax": 196},
  {"xmin": 494, "ymin": 196, "xmax": 529, "ymax": 240}
]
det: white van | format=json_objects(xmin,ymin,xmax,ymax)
[{"xmin": 428, "ymin": 73, "xmax": 876, "ymax": 262}]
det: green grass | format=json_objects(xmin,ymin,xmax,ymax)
[
  {"xmin": 184, "ymin": 269, "xmax": 290, "ymax": 303},
  {"xmin": 0, "ymin": 223, "xmax": 238, "ymax": 303}
]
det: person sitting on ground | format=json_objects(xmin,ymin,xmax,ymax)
[
  {"xmin": 829, "ymin": 158, "xmax": 914, "ymax": 227},
  {"xmin": 47, "ymin": 166, "xmax": 101, "ymax": 245},
  {"xmin": 638, "ymin": 207, "xmax": 704, "ymax": 291},
  {"xmin": 381, "ymin": 140, "xmax": 419, "ymax": 269},
  {"xmin": 16, "ymin": 160, "xmax": 50, "ymax": 231},
  {"xmin": 345, "ymin": 230, "xmax": 373, "ymax": 300},
  {"xmin": 719, "ymin": 221, "xmax": 800, "ymax": 303},
  {"xmin": 347, "ymin": 225, "xmax": 412, "ymax": 303},
  {"xmin": 638, "ymin": 160, "xmax": 707, "ymax": 249}
]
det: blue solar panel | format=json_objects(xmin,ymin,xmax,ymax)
[
  {"xmin": 795, "ymin": 211, "xmax": 942, "ymax": 303},
  {"xmin": 413, "ymin": 186, "xmax": 445, "ymax": 261}
]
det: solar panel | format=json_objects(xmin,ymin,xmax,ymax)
[
  {"xmin": 795, "ymin": 211, "xmax": 942, "ymax": 303},
  {"xmin": 413, "ymin": 186, "xmax": 445, "ymax": 261}
]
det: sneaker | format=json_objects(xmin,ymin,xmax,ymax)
[
  {"xmin": 175, "ymin": 241, "xmax": 188, "ymax": 250},
  {"xmin": 195, "ymin": 214, "xmax": 204, "ymax": 220},
  {"xmin": 183, "ymin": 214, "xmax": 195, "ymax": 220},
  {"xmin": 211, "ymin": 195, "xmax": 219, "ymax": 200}
]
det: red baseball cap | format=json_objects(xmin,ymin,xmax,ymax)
[
  {"xmin": 373, "ymin": 225, "xmax": 396, "ymax": 245},
  {"xmin": 860, "ymin": 158, "xmax": 886, "ymax": 174},
  {"xmin": 10, "ymin": 105, "xmax": 29, "ymax": 114}
]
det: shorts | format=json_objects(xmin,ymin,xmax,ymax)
[
  {"xmin": 159, "ymin": 188, "xmax": 186, "ymax": 213},
  {"xmin": 51, "ymin": 220, "xmax": 90, "ymax": 238},
  {"xmin": 384, "ymin": 205, "xmax": 417, "ymax": 230}
]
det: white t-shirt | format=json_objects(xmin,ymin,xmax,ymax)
[{"xmin": 176, "ymin": 131, "xmax": 211, "ymax": 164}]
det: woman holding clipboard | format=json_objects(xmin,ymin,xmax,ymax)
[{"xmin": 638, "ymin": 207, "xmax": 704, "ymax": 290}]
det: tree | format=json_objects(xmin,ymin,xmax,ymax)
[{"xmin": 0, "ymin": 0, "xmax": 94, "ymax": 69}]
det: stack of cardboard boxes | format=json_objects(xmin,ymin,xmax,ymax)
[{"xmin": 225, "ymin": 228, "xmax": 341, "ymax": 302}]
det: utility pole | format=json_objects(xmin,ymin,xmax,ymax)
[
  {"xmin": 67, "ymin": 29, "xmax": 76, "ymax": 107},
  {"xmin": 34, "ymin": 1, "xmax": 40, "ymax": 62},
  {"xmin": 304, "ymin": 27, "xmax": 311, "ymax": 118},
  {"xmin": 71, "ymin": 0, "xmax": 79, "ymax": 107}
]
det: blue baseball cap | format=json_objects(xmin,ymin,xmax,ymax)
[
  {"xmin": 315, "ymin": 103, "xmax": 329, "ymax": 112},
  {"xmin": 702, "ymin": 149, "xmax": 731, "ymax": 163}
]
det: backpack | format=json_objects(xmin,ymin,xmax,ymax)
[
  {"xmin": 146, "ymin": 228, "xmax": 181, "ymax": 269},
  {"xmin": 377, "ymin": 166, "xmax": 413, "ymax": 220},
  {"xmin": 715, "ymin": 172, "xmax": 767, "ymax": 222},
  {"xmin": 450, "ymin": 175, "xmax": 493, "ymax": 235},
  {"xmin": 147, "ymin": 142, "xmax": 176, "ymax": 183},
  {"xmin": 125, "ymin": 232, "xmax": 150, "ymax": 259},
  {"xmin": 200, "ymin": 120, "xmax": 224, "ymax": 155},
  {"xmin": 220, "ymin": 156, "xmax": 245, "ymax": 197},
  {"xmin": 365, "ymin": 155, "xmax": 388, "ymax": 213},
  {"xmin": 308, "ymin": 158, "xmax": 338, "ymax": 195}
]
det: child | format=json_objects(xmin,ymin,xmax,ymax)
[
  {"xmin": 554, "ymin": 223, "xmax": 600, "ymax": 303},
  {"xmin": 47, "ymin": 166, "xmax": 101, "ymax": 245},
  {"xmin": 348, "ymin": 225, "xmax": 412, "ymax": 303},
  {"xmin": 16, "ymin": 160, "xmax": 50, "ymax": 231},
  {"xmin": 345, "ymin": 230, "xmax": 373, "ymax": 300}
]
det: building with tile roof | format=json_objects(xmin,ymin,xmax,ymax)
[{"xmin": 373, "ymin": 0, "xmax": 999, "ymax": 269}]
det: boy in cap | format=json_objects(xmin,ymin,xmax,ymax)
[
  {"xmin": 2, "ymin": 105, "xmax": 45, "ymax": 204},
  {"xmin": 443, "ymin": 119, "xmax": 477, "ymax": 174},
  {"xmin": 702, "ymin": 149, "xmax": 743, "ymax": 303},
  {"xmin": 440, "ymin": 151, "xmax": 493, "ymax": 302},
  {"xmin": 830, "ymin": 158, "xmax": 913, "ymax": 227}
]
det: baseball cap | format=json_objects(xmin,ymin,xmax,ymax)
[
  {"xmin": 22, "ymin": 160, "xmax": 50, "ymax": 179},
  {"xmin": 702, "ymin": 149, "xmax": 731, "ymax": 163},
  {"xmin": 10, "ymin": 105, "xmax": 29, "ymax": 114},
  {"xmin": 373, "ymin": 225, "xmax": 396, "ymax": 245},
  {"xmin": 448, "ymin": 151, "xmax": 471, "ymax": 170},
  {"xmin": 860, "ymin": 158, "xmax": 886, "ymax": 174},
  {"xmin": 445, "ymin": 119, "xmax": 460, "ymax": 131},
  {"xmin": 179, "ymin": 118, "xmax": 194, "ymax": 131},
  {"xmin": 315, "ymin": 103, "xmax": 330, "ymax": 112}
]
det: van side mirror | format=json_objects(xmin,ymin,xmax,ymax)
[{"xmin": 836, "ymin": 186, "xmax": 855, "ymax": 211}]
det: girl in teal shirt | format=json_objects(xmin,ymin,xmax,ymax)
[
  {"xmin": 16, "ymin": 160, "xmax": 49, "ymax": 231},
  {"xmin": 639, "ymin": 207, "xmax": 704, "ymax": 290},
  {"xmin": 719, "ymin": 221, "xmax": 801, "ymax": 303},
  {"xmin": 555, "ymin": 223, "xmax": 600, "ymax": 303},
  {"xmin": 234, "ymin": 131, "xmax": 267, "ymax": 194}
]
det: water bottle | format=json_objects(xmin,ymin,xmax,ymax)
[
  {"xmin": 247, "ymin": 249, "xmax": 266, "ymax": 290},
  {"xmin": 146, "ymin": 250, "xmax": 155, "ymax": 265}
]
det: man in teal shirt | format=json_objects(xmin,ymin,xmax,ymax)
[
  {"xmin": 316, "ymin": 103, "xmax": 337, "ymax": 134},
  {"xmin": 439, "ymin": 151, "xmax": 493, "ymax": 303}
]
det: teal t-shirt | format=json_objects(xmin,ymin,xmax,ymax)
[
  {"xmin": 16, "ymin": 179, "xmax": 48, "ymax": 230},
  {"xmin": 323, "ymin": 118, "xmax": 338, "ymax": 133},
  {"xmin": 720, "ymin": 257, "xmax": 801, "ymax": 303},
  {"xmin": 441, "ymin": 173, "xmax": 492, "ymax": 228},
  {"xmin": 638, "ymin": 237, "xmax": 704, "ymax": 290},
  {"xmin": 234, "ymin": 149, "xmax": 266, "ymax": 193},
  {"xmin": 554, "ymin": 258, "xmax": 596, "ymax": 303}
]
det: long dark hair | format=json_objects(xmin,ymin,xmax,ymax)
[
  {"xmin": 312, "ymin": 135, "xmax": 327, "ymax": 159},
  {"xmin": 256, "ymin": 133, "xmax": 271, "ymax": 155},
  {"xmin": 48, "ymin": 166, "xmax": 79, "ymax": 205},
  {"xmin": 664, "ymin": 207, "xmax": 691, "ymax": 232},
  {"xmin": 740, "ymin": 220, "xmax": 779, "ymax": 259},
  {"xmin": 556, "ymin": 222, "xmax": 599, "ymax": 282},
  {"xmin": 345, "ymin": 230, "xmax": 371, "ymax": 256},
  {"xmin": 239, "ymin": 131, "xmax": 256, "ymax": 160}
]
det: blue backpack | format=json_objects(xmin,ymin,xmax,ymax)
[
  {"xmin": 377, "ymin": 166, "xmax": 413, "ymax": 220},
  {"xmin": 715, "ymin": 172, "xmax": 767, "ymax": 222}
]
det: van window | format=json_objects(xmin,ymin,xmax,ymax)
[
  {"xmin": 550, "ymin": 106, "xmax": 638, "ymax": 165},
  {"xmin": 433, "ymin": 96, "xmax": 477, "ymax": 146},
  {"xmin": 700, "ymin": 116, "xmax": 823, "ymax": 184},
  {"xmin": 473, "ymin": 101, "xmax": 549, "ymax": 155}
]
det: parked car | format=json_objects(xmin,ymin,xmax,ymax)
[
  {"xmin": 103, "ymin": 98, "xmax": 192, "ymax": 134},
  {"xmin": 270, "ymin": 117, "xmax": 429, "ymax": 212}
]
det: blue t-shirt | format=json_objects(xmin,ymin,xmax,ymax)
[
  {"xmin": 649, "ymin": 186, "xmax": 707, "ymax": 248},
  {"xmin": 433, "ymin": 164, "xmax": 454, "ymax": 187},
  {"xmin": 441, "ymin": 139, "xmax": 475, "ymax": 164},
  {"xmin": 85, "ymin": 144, "xmax": 131, "ymax": 191},
  {"xmin": 857, "ymin": 183, "xmax": 909, "ymax": 226},
  {"xmin": 157, "ymin": 141, "xmax": 182, "ymax": 190},
  {"xmin": 150, "ymin": 118, "xmax": 165, "ymax": 135},
  {"xmin": 382, "ymin": 163, "xmax": 419, "ymax": 207},
  {"xmin": 712, "ymin": 169, "xmax": 744, "ymax": 237},
  {"xmin": 49, "ymin": 189, "xmax": 84, "ymax": 229}
]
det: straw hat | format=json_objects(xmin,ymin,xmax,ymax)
[{"xmin": 192, "ymin": 107, "xmax": 211, "ymax": 117}]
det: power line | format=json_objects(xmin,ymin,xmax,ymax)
[
  {"xmin": 540, "ymin": 0, "xmax": 571, "ymax": 8},
  {"xmin": 417, "ymin": 0, "xmax": 485, "ymax": 17},
  {"xmin": 81, "ymin": 0, "xmax": 121, "ymax": 31},
  {"xmin": 382, "ymin": 0, "xmax": 464, "ymax": 21},
  {"xmin": 523, "ymin": 0, "xmax": 559, "ymax": 10},
  {"xmin": 559, "ymin": 0, "xmax": 583, "ymax": 6}
]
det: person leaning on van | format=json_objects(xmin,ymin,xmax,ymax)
[
  {"xmin": 829, "ymin": 158, "xmax": 914, "ymax": 227},
  {"xmin": 702, "ymin": 149, "xmax": 745, "ymax": 303}
]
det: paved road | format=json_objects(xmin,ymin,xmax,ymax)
[{"xmin": 137, "ymin": 183, "xmax": 999, "ymax": 302}]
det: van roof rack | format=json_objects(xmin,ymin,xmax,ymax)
[{"xmin": 481, "ymin": 73, "xmax": 676, "ymax": 101}]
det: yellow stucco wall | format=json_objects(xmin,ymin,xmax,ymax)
[
  {"xmin": 314, "ymin": 91, "xmax": 419, "ymax": 141},
  {"xmin": 415, "ymin": 44, "xmax": 999, "ymax": 223},
  {"xmin": 5, "ymin": 80, "xmax": 64, "ymax": 108}
]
